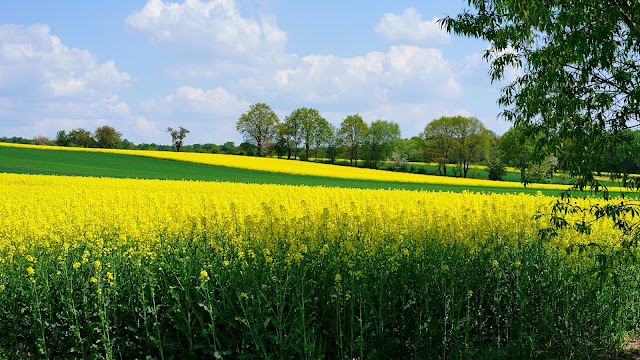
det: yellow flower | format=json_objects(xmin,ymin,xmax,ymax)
[
  {"xmin": 97, "ymin": 288, "xmax": 102, "ymax": 295},
  {"xmin": 90, "ymin": 277, "xmax": 98, "ymax": 283},
  {"xmin": 223, "ymin": 260, "xmax": 230, "ymax": 267},
  {"xmin": 26, "ymin": 267, "xmax": 35, "ymax": 276},
  {"xmin": 334, "ymin": 274, "xmax": 342, "ymax": 282},
  {"xmin": 106, "ymin": 272, "xmax": 114, "ymax": 281},
  {"xmin": 441, "ymin": 265, "xmax": 449, "ymax": 271},
  {"xmin": 94, "ymin": 260, "xmax": 101, "ymax": 269},
  {"xmin": 492, "ymin": 260, "xmax": 499, "ymax": 268},
  {"xmin": 200, "ymin": 270, "xmax": 209, "ymax": 279},
  {"xmin": 73, "ymin": 262, "xmax": 81, "ymax": 269},
  {"xmin": 241, "ymin": 292, "xmax": 249, "ymax": 299},
  {"xmin": 0, "ymin": 285, "xmax": 5, "ymax": 292},
  {"xmin": 467, "ymin": 290, "xmax": 473, "ymax": 299},
  {"xmin": 514, "ymin": 260, "xmax": 522, "ymax": 268}
]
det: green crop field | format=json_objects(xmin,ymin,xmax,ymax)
[{"xmin": 0, "ymin": 144, "xmax": 579, "ymax": 196}]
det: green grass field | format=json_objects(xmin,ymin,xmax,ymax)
[
  {"xmin": 3, "ymin": 144, "xmax": 630, "ymax": 197},
  {"xmin": 0, "ymin": 145, "xmax": 580, "ymax": 196}
]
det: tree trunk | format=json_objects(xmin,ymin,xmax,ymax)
[{"xmin": 520, "ymin": 168, "xmax": 526, "ymax": 182}]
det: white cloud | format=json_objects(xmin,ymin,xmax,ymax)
[
  {"xmin": 0, "ymin": 24, "xmax": 158, "ymax": 141},
  {"xmin": 140, "ymin": 85, "xmax": 249, "ymax": 115},
  {"xmin": 247, "ymin": 45, "xmax": 462, "ymax": 107},
  {"xmin": 375, "ymin": 8, "xmax": 450, "ymax": 45},
  {"xmin": 139, "ymin": 86, "xmax": 250, "ymax": 144},
  {"xmin": 126, "ymin": 0, "xmax": 287, "ymax": 65},
  {"xmin": 0, "ymin": 24, "xmax": 131, "ymax": 98}
]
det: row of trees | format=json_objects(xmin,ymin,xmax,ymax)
[
  {"xmin": 45, "ymin": 126, "xmax": 124, "ymax": 149},
  {"xmin": 236, "ymin": 103, "xmax": 402, "ymax": 169}
]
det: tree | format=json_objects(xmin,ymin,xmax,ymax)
[
  {"xmin": 338, "ymin": 114, "xmax": 368, "ymax": 167},
  {"xmin": 450, "ymin": 116, "xmax": 489, "ymax": 178},
  {"xmin": 68, "ymin": 128, "xmax": 95, "ymax": 148},
  {"xmin": 362, "ymin": 120, "xmax": 401, "ymax": 169},
  {"xmin": 236, "ymin": 103, "xmax": 279, "ymax": 157},
  {"xmin": 313, "ymin": 117, "xmax": 332, "ymax": 160},
  {"xmin": 443, "ymin": 1, "xmax": 640, "ymax": 269},
  {"xmin": 32, "ymin": 135, "xmax": 49, "ymax": 145},
  {"xmin": 442, "ymin": 1, "xmax": 640, "ymax": 190},
  {"xmin": 167, "ymin": 126, "xmax": 189, "ymax": 152},
  {"xmin": 324, "ymin": 124, "xmax": 340, "ymax": 164},
  {"xmin": 420, "ymin": 117, "xmax": 457, "ymax": 176},
  {"xmin": 55, "ymin": 130, "xmax": 69, "ymax": 147},
  {"xmin": 285, "ymin": 107, "xmax": 324, "ymax": 160},
  {"xmin": 500, "ymin": 126, "xmax": 535, "ymax": 182},
  {"xmin": 94, "ymin": 125, "xmax": 122, "ymax": 149},
  {"xmin": 485, "ymin": 156, "xmax": 506, "ymax": 181}
]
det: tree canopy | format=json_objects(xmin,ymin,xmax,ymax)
[
  {"xmin": 362, "ymin": 120, "xmax": 401, "ymax": 169},
  {"xmin": 236, "ymin": 103, "xmax": 279, "ymax": 157},
  {"xmin": 338, "ymin": 114, "xmax": 368, "ymax": 167},
  {"xmin": 94, "ymin": 125, "xmax": 122, "ymax": 149},
  {"xmin": 442, "ymin": 0, "xmax": 640, "ymax": 190},
  {"xmin": 167, "ymin": 126, "xmax": 189, "ymax": 152}
]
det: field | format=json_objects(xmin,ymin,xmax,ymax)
[{"xmin": 1, "ymin": 144, "xmax": 640, "ymax": 359}]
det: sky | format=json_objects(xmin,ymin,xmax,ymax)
[{"xmin": 0, "ymin": 0, "xmax": 518, "ymax": 145}]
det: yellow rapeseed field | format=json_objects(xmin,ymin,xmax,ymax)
[{"xmin": 0, "ymin": 172, "xmax": 621, "ymax": 266}]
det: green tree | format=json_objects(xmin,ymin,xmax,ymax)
[
  {"xmin": 55, "ymin": 130, "xmax": 69, "ymax": 147},
  {"xmin": 167, "ymin": 126, "xmax": 189, "ymax": 152},
  {"xmin": 236, "ymin": 103, "xmax": 279, "ymax": 157},
  {"xmin": 500, "ymin": 126, "xmax": 535, "ymax": 182},
  {"xmin": 450, "ymin": 116, "xmax": 489, "ymax": 178},
  {"xmin": 94, "ymin": 125, "xmax": 122, "ymax": 149},
  {"xmin": 338, "ymin": 115, "xmax": 368, "ymax": 167},
  {"xmin": 324, "ymin": 124, "xmax": 340, "ymax": 164},
  {"xmin": 442, "ymin": 0, "xmax": 640, "ymax": 191},
  {"xmin": 285, "ymin": 107, "xmax": 324, "ymax": 160},
  {"xmin": 362, "ymin": 120, "xmax": 401, "ymax": 169},
  {"xmin": 420, "ymin": 117, "xmax": 457, "ymax": 176},
  {"xmin": 282, "ymin": 113, "xmax": 302, "ymax": 159},
  {"xmin": 68, "ymin": 128, "xmax": 95, "ymax": 148},
  {"xmin": 485, "ymin": 156, "xmax": 506, "ymax": 181},
  {"xmin": 313, "ymin": 117, "xmax": 332, "ymax": 160}
]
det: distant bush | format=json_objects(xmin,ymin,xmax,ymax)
[
  {"xmin": 486, "ymin": 157, "xmax": 506, "ymax": 181},
  {"xmin": 33, "ymin": 135, "xmax": 50, "ymax": 145}
]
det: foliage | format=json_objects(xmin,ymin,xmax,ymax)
[
  {"xmin": 94, "ymin": 125, "xmax": 122, "ymax": 149},
  {"xmin": 499, "ymin": 126, "xmax": 535, "ymax": 182},
  {"xmin": 451, "ymin": 116, "xmax": 490, "ymax": 178},
  {"xmin": 443, "ymin": 0, "xmax": 640, "ymax": 275},
  {"xmin": 485, "ymin": 156, "xmax": 506, "ymax": 181},
  {"xmin": 338, "ymin": 114, "xmax": 368, "ymax": 167},
  {"xmin": 361, "ymin": 120, "xmax": 401, "ymax": 169},
  {"xmin": 527, "ymin": 155, "xmax": 558, "ymax": 184},
  {"xmin": 68, "ymin": 128, "xmax": 96, "ymax": 148},
  {"xmin": 167, "ymin": 126, "xmax": 189, "ymax": 152},
  {"xmin": 421, "ymin": 116, "xmax": 489, "ymax": 177},
  {"xmin": 389, "ymin": 151, "xmax": 408, "ymax": 172},
  {"xmin": 236, "ymin": 103, "xmax": 280, "ymax": 157},
  {"xmin": 32, "ymin": 135, "xmax": 49, "ymax": 145},
  {"xmin": 0, "ymin": 173, "xmax": 638, "ymax": 358}
]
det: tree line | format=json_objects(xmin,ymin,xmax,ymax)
[{"xmin": 9, "ymin": 102, "xmax": 640, "ymax": 180}]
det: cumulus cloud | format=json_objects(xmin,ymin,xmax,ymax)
[
  {"xmin": 248, "ymin": 45, "xmax": 462, "ymax": 107},
  {"xmin": 139, "ymin": 86, "xmax": 250, "ymax": 144},
  {"xmin": 126, "ymin": 0, "xmax": 287, "ymax": 65},
  {"xmin": 0, "ymin": 24, "xmax": 162, "ymax": 141},
  {"xmin": 141, "ymin": 85, "xmax": 248, "ymax": 115},
  {"xmin": 0, "ymin": 24, "xmax": 131, "ymax": 98},
  {"xmin": 375, "ymin": 7, "xmax": 450, "ymax": 45}
]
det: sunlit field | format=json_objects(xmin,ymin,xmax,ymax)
[
  {"xmin": 1, "ymin": 173, "xmax": 638, "ymax": 358},
  {"xmin": 2, "ymin": 142, "xmax": 615, "ymax": 192}
]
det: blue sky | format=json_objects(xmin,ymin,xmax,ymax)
[{"xmin": 0, "ymin": 0, "xmax": 516, "ymax": 145}]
